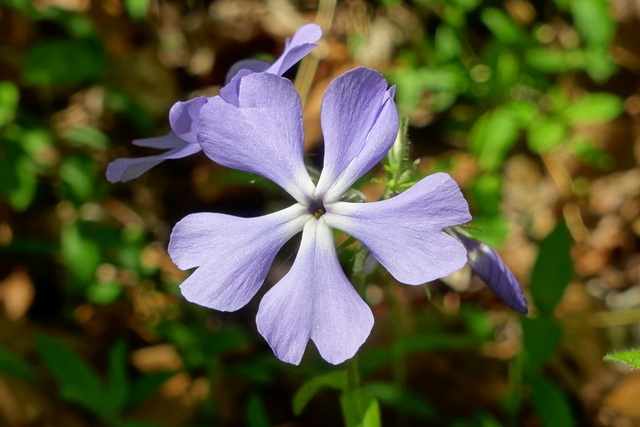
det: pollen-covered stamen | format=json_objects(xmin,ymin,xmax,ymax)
[{"xmin": 307, "ymin": 200, "xmax": 326, "ymax": 219}]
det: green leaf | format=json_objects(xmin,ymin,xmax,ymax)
[
  {"xmin": 128, "ymin": 371, "xmax": 174, "ymax": 409},
  {"xmin": 0, "ymin": 345, "xmax": 37, "ymax": 381},
  {"xmin": 525, "ymin": 48, "xmax": 584, "ymax": 73},
  {"xmin": 0, "ymin": 138, "xmax": 37, "ymax": 211},
  {"xmin": 529, "ymin": 376, "xmax": 575, "ymax": 427},
  {"xmin": 340, "ymin": 388, "xmax": 381, "ymax": 427},
  {"xmin": 63, "ymin": 125, "xmax": 111, "ymax": 149},
  {"xmin": 123, "ymin": 0, "xmax": 150, "ymax": 20},
  {"xmin": 571, "ymin": 0, "xmax": 615, "ymax": 48},
  {"xmin": 435, "ymin": 24, "xmax": 462, "ymax": 60},
  {"xmin": 0, "ymin": 81, "xmax": 19, "ymax": 127},
  {"xmin": 604, "ymin": 349, "xmax": 640, "ymax": 368},
  {"xmin": 23, "ymin": 39, "xmax": 107, "ymax": 87},
  {"xmin": 481, "ymin": 8, "xmax": 527, "ymax": 44},
  {"xmin": 245, "ymin": 393, "xmax": 271, "ymax": 427},
  {"xmin": 107, "ymin": 340, "xmax": 129, "ymax": 413},
  {"xmin": 292, "ymin": 370, "xmax": 347, "ymax": 415},
  {"xmin": 562, "ymin": 93, "xmax": 623, "ymax": 125},
  {"xmin": 527, "ymin": 118, "xmax": 567, "ymax": 153},
  {"xmin": 529, "ymin": 221, "xmax": 572, "ymax": 316},
  {"xmin": 60, "ymin": 222, "xmax": 102, "ymax": 288},
  {"xmin": 521, "ymin": 317, "xmax": 563, "ymax": 371},
  {"xmin": 468, "ymin": 107, "xmax": 521, "ymax": 171},
  {"xmin": 366, "ymin": 382, "xmax": 436, "ymax": 420},
  {"xmin": 36, "ymin": 333, "xmax": 113, "ymax": 418},
  {"xmin": 59, "ymin": 155, "xmax": 98, "ymax": 203},
  {"xmin": 86, "ymin": 282, "xmax": 123, "ymax": 305}
]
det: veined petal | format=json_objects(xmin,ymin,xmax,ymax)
[
  {"xmin": 169, "ymin": 96, "xmax": 208, "ymax": 144},
  {"xmin": 106, "ymin": 140, "xmax": 201, "ymax": 183},
  {"xmin": 257, "ymin": 218, "xmax": 374, "ymax": 365},
  {"xmin": 198, "ymin": 73, "xmax": 315, "ymax": 203},
  {"xmin": 132, "ymin": 131, "xmax": 184, "ymax": 149},
  {"xmin": 324, "ymin": 173, "xmax": 472, "ymax": 285},
  {"xmin": 168, "ymin": 204, "xmax": 309, "ymax": 312},
  {"xmin": 315, "ymin": 67, "xmax": 399, "ymax": 202},
  {"xmin": 453, "ymin": 231, "xmax": 528, "ymax": 314},
  {"xmin": 265, "ymin": 23, "xmax": 322, "ymax": 75}
]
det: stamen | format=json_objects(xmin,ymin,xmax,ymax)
[{"xmin": 307, "ymin": 200, "xmax": 325, "ymax": 219}]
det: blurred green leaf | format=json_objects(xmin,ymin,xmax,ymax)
[
  {"xmin": 128, "ymin": 371, "xmax": 174, "ymax": 409},
  {"xmin": 23, "ymin": 39, "xmax": 107, "ymax": 86},
  {"xmin": 60, "ymin": 155, "xmax": 98, "ymax": 203},
  {"xmin": 63, "ymin": 125, "xmax": 111, "ymax": 149},
  {"xmin": 583, "ymin": 48, "xmax": 617, "ymax": 82},
  {"xmin": 60, "ymin": 221, "xmax": 102, "ymax": 288},
  {"xmin": 293, "ymin": 370, "xmax": 347, "ymax": 415},
  {"xmin": 525, "ymin": 48, "xmax": 584, "ymax": 73},
  {"xmin": 107, "ymin": 340, "xmax": 130, "ymax": 413},
  {"xmin": 435, "ymin": 24, "xmax": 462, "ymax": 61},
  {"xmin": 604, "ymin": 349, "xmax": 640, "ymax": 368},
  {"xmin": 469, "ymin": 107, "xmax": 520, "ymax": 171},
  {"xmin": 571, "ymin": 0, "xmax": 615, "ymax": 48},
  {"xmin": 521, "ymin": 317, "xmax": 563, "ymax": 371},
  {"xmin": 562, "ymin": 93, "xmax": 623, "ymax": 125},
  {"xmin": 36, "ymin": 333, "xmax": 113, "ymax": 418},
  {"xmin": 123, "ymin": 0, "xmax": 151, "ymax": 20},
  {"xmin": 529, "ymin": 221, "xmax": 572, "ymax": 316},
  {"xmin": 366, "ymin": 382, "xmax": 437, "ymax": 420},
  {"xmin": 481, "ymin": 8, "xmax": 527, "ymax": 44},
  {"xmin": 470, "ymin": 173, "xmax": 502, "ymax": 217},
  {"xmin": 527, "ymin": 118, "xmax": 567, "ymax": 153},
  {"xmin": 341, "ymin": 388, "xmax": 381, "ymax": 427},
  {"xmin": 569, "ymin": 136, "xmax": 613, "ymax": 169},
  {"xmin": 0, "ymin": 81, "xmax": 19, "ymax": 126},
  {"xmin": 0, "ymin": 139, "xmax": 37, "ymax": 211},
  {"xmin": 86, "ymin": 282, "xmax": 122, "ymax": 305},
  {"xmin": 0, "ymin": 345, "xmax": 37, "ymax": 381},
  {"xmin": 529, "ymin": 376, "xmax": 575, "ymax": 427},
  {"xmin": 245, "ymin": 393, "xmax": 271, "ymax": 427}
]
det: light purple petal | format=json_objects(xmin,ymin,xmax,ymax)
[
  {"xmin": 225, "ymin": 59, "xmax": 270, "ymax": 84},
  {"xmin": 265, "ymin": 23, "xmax": 322, "ymax": 76},
  {"xmin": 169, "ymin": 96, "xmax": 208, "ymax": 144},
  {"xmin": 453, "ymin": 231, "xmax": 528, "ymax": 314},
  {"xmin": 257, "ymin": 218, "xmax": 374, "ymax": 365},
  {"xmin": 219, "ymin": 68, "xmax": 253, "ymax": 106},
  {"xmin": 168, "ymin": 204, "xmax": 309, "ymax": 312},
  {"xmin": 315, "ymin": 68, "xmax": 399, "ymax": 202},
  {"xmin": 324, "ymin": 173, "xmax": 472, "ymax": 285},
  {"xmin": 106, "ymin": 140, "xmax": 201, "ymax": 183},
  {"xmin": 198, "ymin": 72, "xmax": 315, "ymax": 203},
  {"xmin": 132, "ymin": 131, "xmax": 184, "ymax": 149}
]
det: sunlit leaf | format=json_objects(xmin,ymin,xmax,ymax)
[
  {"xmin": 481, "ymin": 8, "xmax": 527, "ymax": 44},
  {"xmin": 604, "ymin": 349, "xmax": 640, "ymax": 368},
  {"xmin": 571, "ymin": 0, "xmax": 615, "ymax": 48},
  {"xmin": 60, "ymin": 221, "xmax": 102, "ymax": 288},
  {"xmin": 0, "ymin": 81, "xmax": 19, "ymax": 126},
  {"xmin": 293, "ymin": 370, "xmax": 347, "ymax": 415},
  {"xmin": 527, "ymin": 118, "xmax": 567, "ymax": 153},
  {"xmin": 562, "ymin": 93, "xmax": 623, "ymax": 125},
  {"xmin": 469, "ymin": 107, "xmax": 520, "ymax": 171}
]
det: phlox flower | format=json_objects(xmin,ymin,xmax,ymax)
[
  {"xmin": 168, "ymin": 67, "xmax": 472, "ymax": 365},
  {"xmin": 452, "ymin": 229, "xmax": 529, "ymax": 314},
  {"xmin": 106, "ymin": 24, "xmax": 322, "ymax": 183}
]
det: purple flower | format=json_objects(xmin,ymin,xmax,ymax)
[
  {"xmin": 451, "ymin": 229, "xmax": 528, "ymax": 314},
  {"xmin": 168, "ymin": 67, "xmax": 472, "ymax": 365},
  {"xmin": 106, "ymin": 24, "xmax": 322, "ymax": 183}
]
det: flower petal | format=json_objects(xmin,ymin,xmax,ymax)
[
  {"xmin": 315, "ymin": 67, "xmax": 398, "ymax": 202},
  {"xmin": 198, "ymin": 72, "xmax": 315, "ymax": 203},
  {"xmin": 225, "ymin": 59, "xmax": 270, "ymax": 84},
  {"xmin": 256, "ymin": 218, "xmax": 374, "ymax": 365},
  {"xmin": 106, "ymin": 140, "xmax": 201, "ymax": 183},
  {"xmin": 453, "ymin": 231, "xmax": 529, "ymax": 314},
  {"xmin": 324, "ymin": 173, "xmax": 472, "ymax": 285},
  {"xmin": 265, "ymin": 23, "xmax": 322, "ymax": 75},
  {"xmin": 169, "ymin": 96, "xmax": 208, "ymax": 143},
  {"xmin": 168, "ymin": 204, "xmax": 309, "ymax": 312},
  {"xmin": 132, "ymin": 131, "xmax": 184, "ymax": 149}
]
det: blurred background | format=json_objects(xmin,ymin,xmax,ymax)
[{"xmin": 1, "ymin": 0, "xmax": 640, "ymax": 425}]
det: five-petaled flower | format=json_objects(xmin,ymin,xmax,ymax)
[
  {"xmin": 168, "ymin": 67, "xmax": 472, "ymax": 365},
  {"xmin": 106, "ymin": 24, "xmax": 322, "ymax": 183}
]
